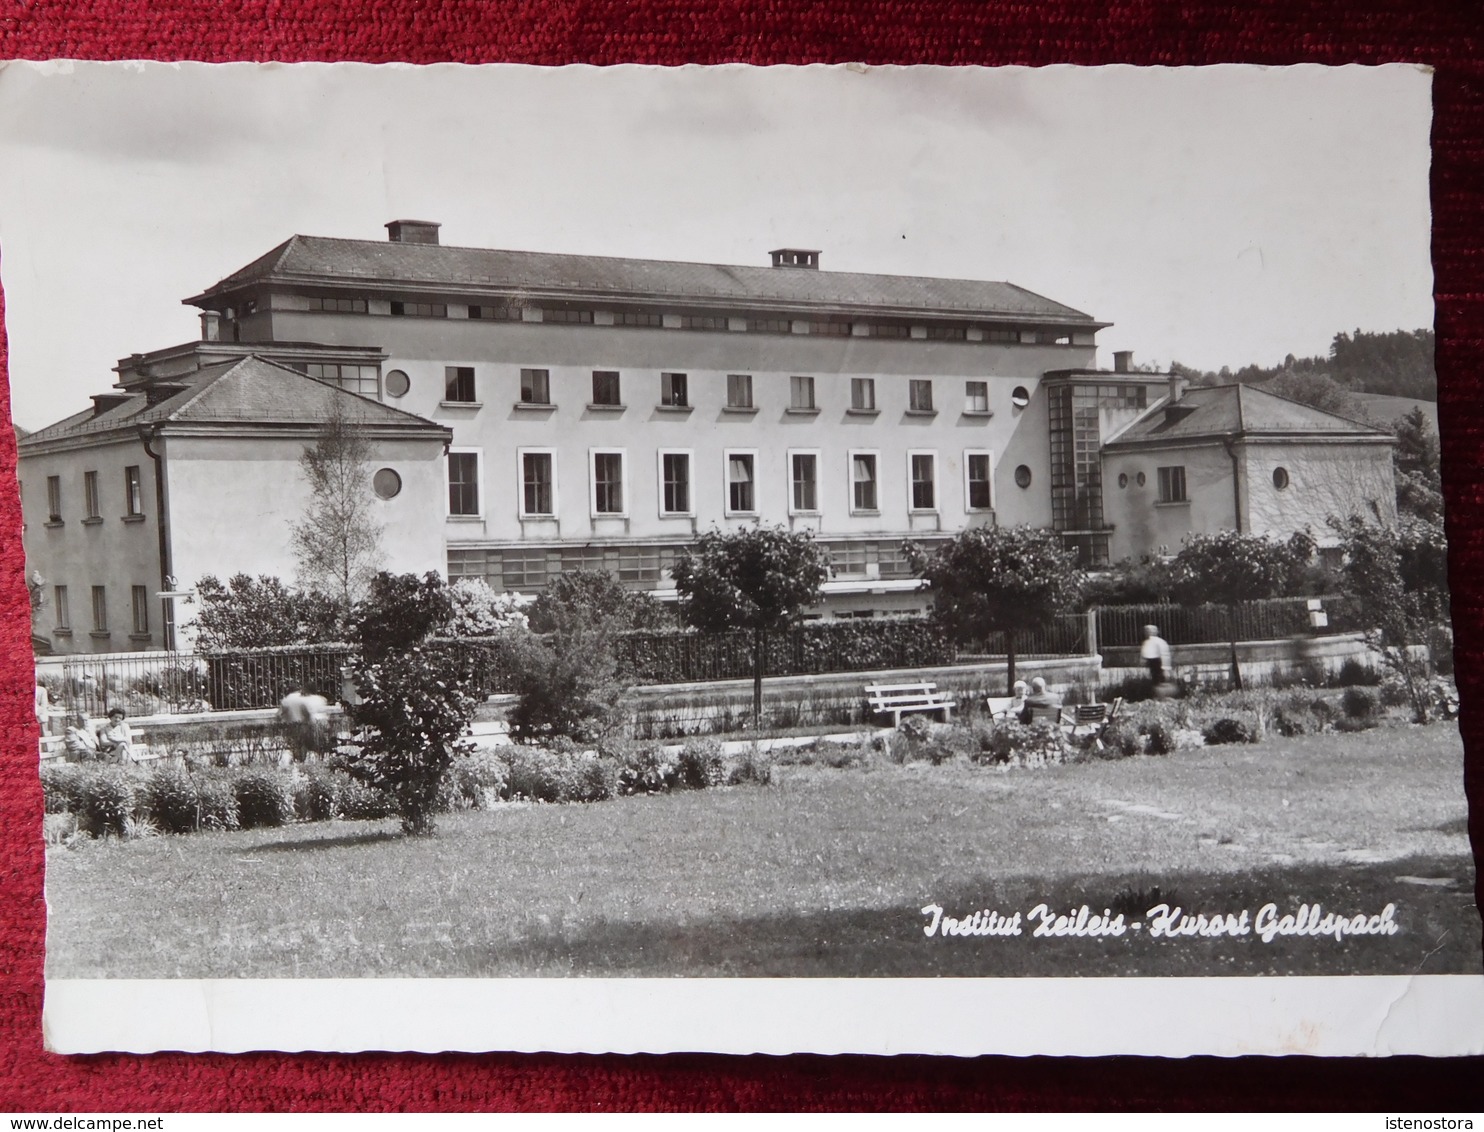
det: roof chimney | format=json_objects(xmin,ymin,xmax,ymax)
[
  {"xmin": 1168, "ymin": 372, "xmax": 1187, "ymax": 403},
  {"xmin": 1113, "ymin": 350, "xmax": 1133, "ymax": 374},
  {"xmin": 200, "ymin": 310, "xmax": 222, "ymax": 342},
  {"xmin": 769, "ymin": 248, "xmax": 820, "ymax": 270},
  {"xmin": 386, "ymin": 220, "xmax": 441, "ymax": 245}
]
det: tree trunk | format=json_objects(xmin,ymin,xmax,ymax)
[
  {"xmin": 1228, "ymin": 605, "xmax": 1244, "ymax": 691},
  {"xmin": 752, "ymin": 625, "xmax": 765, "ymax": 730},
  {"xmin": 1006, "ymin": 631, "xmax": 1017, "ymax": 694}
]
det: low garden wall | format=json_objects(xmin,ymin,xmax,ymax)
[{"xmin": 1101, "ymin": 632, "xmax": 1377, "ymax": 689}]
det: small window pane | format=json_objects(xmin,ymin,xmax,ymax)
[
  {"xmin": 966, "ymin": 381, "xmax": 989, "ymax": 413},
  {"xmin": 594, "ymin": 453, "xmax": 624, "ymax": 514},
  {"xmin": 909, "ymin": 380, "xmax": 934, "ymax": 412},
  {"xmin": 445, "ymin": 366, "xmax": 476, "ymax": 402},
  {"xmin": 790, "ymin": 375, "xmax": 815, "ymax": 410},
  {"xmin": 661, "ymin": 372, "xmax": 689, "ymax": 407},
  {"xmin": 791, "ymin": 454, "xmax": 818, "ymax": 512},
  {"xmin": 851, "ymin": 378, "xmax": 876, "ymax": 411},
  {"xmin": 520, "ymin": 369, "xmax": 551, "ymax": 405},
  {"xmin": 522, "ymin": 453, "xmax": 553, "ymax": 515},
  {"xmin": 727, "ymin": 374, "xmax": 753, "ymax": 408},
  {"xmin": 662, "ymin": 453, "xmax": 690, "ymax": 514},
  {"xmin": 728, "ymin": 454, "xmax": 755, "ymax": 513},
  {"xmin": 448, "ymin": 453, "xmax": 480, "ymax": 515}
]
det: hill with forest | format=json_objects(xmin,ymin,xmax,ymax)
[{"xmin": 1171, "ymin": 328, "xmax": 1436, "ymax": 403}]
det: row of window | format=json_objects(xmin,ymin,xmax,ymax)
[
  {"xmin": 423, "ymin": 367, "xmax": 1030, "ymax": 416},
  {"xmin": 302, "ymin": 295, "xmax": 1077, "ymax": 344},
  {"xmin": 444, "ymin": 448, "xmax": 996, "ymax": 520},
  {"xmin": 40, "ymin": 467, "xmax": 145, "ymax": 525},
  {"xmin": 447, "ymin": 537, "xmax": 949, "ymax": 592},
  {"xmin": 50, "ymin": 583, "xmax": 151, "ymax": 638}
]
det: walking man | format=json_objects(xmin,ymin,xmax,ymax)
[{"xmin": 1141, "ymin": 624, "xmax": 1173, "ymax": 695}]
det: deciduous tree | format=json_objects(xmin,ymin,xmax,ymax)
[
  {"xmin": 908, "ymin": 526, "xmax": 1084, "ymax": 692},
  {"xmin": 671, "ymin": 526, "xmax": 831, "ymax": 727}
]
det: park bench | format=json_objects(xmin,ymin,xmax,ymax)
[
  {"xmin": 1061, "ymin": 697, "xmax": 1124, "ymax": 745},
  {"xmin": 985, "ymin": 696, "xmax": 1018, "ymax": 722},
  {"xmin": 865, "ymin": 682, "xmax": 957, "ymax": 728},
  {"xmin": 39, "ymin": 722, "xmax": 152, "ymax": 762}
]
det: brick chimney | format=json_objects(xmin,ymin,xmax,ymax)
[{"xmin": 386, "ymin": 220, "xmax": 441, "ymax": 245}]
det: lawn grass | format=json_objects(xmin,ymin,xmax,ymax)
[{"xmin": 45, "ymin": 722, "xmax": 1479, "ymax": 978}]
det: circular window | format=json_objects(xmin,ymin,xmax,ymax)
[
  {"xmin": 1010, "ymin": 386, "xmax": 1031, "ymax": 410},
  {"xmin": 385, "ymin": 369, "xmax": 410, "ymax": 398},
  {"xmin": 1118, "ymin": 472, "xmax": 1129, "ymax": 489},
  {"xmin": 373, "ymin": 468, "xmax": 402, "ymax": 500},
  {"xmin": 1273, "ymin": 467, "xmax": 1290, "ymax": 490},
  {"xmin": 1014, "ymin": 464, "xmax": 1033, "ymax": 489},
  {"xmin": 1136, "ymin": 471, "xmax": 1147, "ymax": 487}
]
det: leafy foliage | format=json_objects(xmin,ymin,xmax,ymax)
[
  {"xmin": 234, "ymin": 770, "xmax": 296, "ymax": 829},
  {"xmin": 352, "ymin": 571, "xmax": 454, "ymax": 661},
  {"xmin": 443, "ymin": 578, "xmax": 531, "ymax": 637},
  {"xmin": 343, "ymin": 646, "xmax": 478, "ymax": 835},
  {"xmin": 526, "ymin": 571, "xmax": 666, "ymax": 635},
  {"xmin": 1175, "ymin": 328, "xmax": 1435, "ymax": 402},
  {"xmin": 1167, "ymin": 531, "xmax": 1315, "ymax": 608},
  {"xmin": 192, "ymin": 574, "xmax": 344, "ymax": 650},
  {"xmin": 290, "ymin": 398, "xmax": 385, "ymax": 612},
  {"xmin": 503, "ymin": 627, "xmax": 627, "ymax": 744},
  {"xmin": 1393, "ymin": 407, "xmax": 1444, "ymax": 523},
  {"xmin": 1263, "ymin": 371, "xmax": 1363, "ymax": 418},
  {"xmin": 672, "ymin": 526, "xmax": 831, "ymax": 725}
]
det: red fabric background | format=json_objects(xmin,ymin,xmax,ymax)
[{"xmin": 1, "ymin": 2, "xmax": 1481, "ymax": 1111}]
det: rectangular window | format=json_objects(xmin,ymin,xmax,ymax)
[
  {"xmin": 83, "ymin": 471, "xmax": 100, "ymax": 520},
  {"xmin": 910, "ymin": 452, "xmax": 937, "ymax": 511},
  {"xmin": 680, "ymin": 315, "xmax": 728, "ymax": 331},
  {"xmin": 1158, "ymin": 465, "xmax": 1189, "ymax": 504},
  {"xmin": 986, "ymin": 327, "xmax": 1019, "ymax": 343},
  {"xmin": 660, "ymin": 372, "xmax": 689, "ymax": 407},
  {"xmin": 726, "ymin": 452, "xmax": 756, "ymax": 514},
  {"xmin": 520, "ymin": 451, "xmax": 555, "ymax": 516},
  {"xmin": 592, "ymin": 451, "xmax": 625, "ymax": 515},
  {"xmin": 966, "ymin": 451, "xmax": 994, "ymax": 511},
  {"xmin": 308, "ymin": 296, "xmax": 368, "ymax": 314},
  {"xmin": 726, "ymin": 374, "xmax": 754, "ymax": 409},
  {"xmin": 965, "ymin": 381, "xmax": 990, "ymax": 413},
  {"xmin": 46, "ymin": 476, "xmax": 61, "ymax": 522},
  {"xmin": 54, "ymin": 585, "xmax": 69, "ymax": 631},
  {"xmin": 519, "ymin": 368, "xmax": 551, "ymax": 405},
  {"xmin": 591, "ymin": 370, "xmax": 622, "ymax": 406},
  {"xmin": 747, "ymin": 318, "xmax": 792, "ymax": 334},
  {"xmin": 468, "ymin": 303, "xmax": 518, "ymax": 320},
  {"xmin": 810, "ymin": 321, "xmax": 851, "ymax": 337},
  {"xmin": 444, "ymin": 366, "xmax": 477, "ymax": 403},
  {"xmin": 91, "ymin": 585, "xmax": 108, "ymax": 633},
  {"xmin": 790, "ymin": 375, "xmax": 816, "ymax": 411},
  {"xmin": 616, "ymin": 311, "xmax": 663, "ymax": 328},
  {"xmin": 790, "ymin": 452, "xmax": 819, "ymax": 513},
  {"xmin": 306, "ymin": 363, "xmax": 380, "ymax": 397},
  {"xmin": 543, "ymin": 309, "xmax": 594, "ymax": 324},
  {"xmin": 131, "ymin": 585, "xmax": 150, "ymax": 635},
  {"xmin": 502, "ymin": 549, "xmax": 550, "ymax": 590},
  {"xmin": 124, "ymin": 466, "xmax": 144, "ymax": 517},
  {"xmin": 909, "ymin": 379, "xmax": 935, "ymax": 412},
  {"xmin": 870, "ymin": 323, "xmax": 910, "ymax": 339},
  {"xmin": 926, "ymin": 326, "xmax": 968, "ymax": 341},
  {"xmin": 448, "ymin": 451, "xmax": 481, "ymax": 516},
  {"xmin": 850, "ymin": 378, "xmax": 876, "ymax": 411},
  {"xmin": 390, "ymin": 300, "xmax": 447, "ymax": 318},
  {"xmin": 851, "ymin": 453, "xmax": 879, "ymax": 512},
  {"xmin": 661, "ymin": 452, "xmax": 691, "ymax": 515}
]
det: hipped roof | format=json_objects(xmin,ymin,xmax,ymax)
[{"xmin": 1103, "ymin": 383, "xmax": 1394, "ymax": 449}]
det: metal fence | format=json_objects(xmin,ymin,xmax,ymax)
[{"xmin": 1093, "ymin": 596, "xmax": 1363, "ymax": 650}]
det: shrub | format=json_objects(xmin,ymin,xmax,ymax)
[
  {"xmin": 234, "ymin": 770, "xmax": 296, "ymax": 829},
  {"xmin": 1100, "ymin": 721, "xmax": 1145, "ymax": 758},
  {"xmin": 1378, "ymin": 676, "xmax": 1412, "ymax": 708},
  {"xmin": 1333, "ymin": 714, "xmax": 1378, "ymax": 733},
  {"xmin": 1336, "ymin": 658, "xmax": 1381, "ymax": 687},
  {"xmin": 676, "ymin": 739, "xmax": 727, "ymax": 790},
  {"xmin": 338, "ymin": 779, "xmax": 394, "ymax": 820},
  {"xmin": 504, "ymin": 746, "xmax": 618, "ymax": 804},
  {"xmin": 1341, "ymin": 687, "xmax": 1378, "ymax": 720},
  {"xmin": 194, "ymin": 776, "xmax": 241, "ymax": 830},
  {"xmin": 1202, "ymin": 718, "xmax": 1255, "ymax": 745},
  {"xmin": 40, "ymin": 764, "xmax": 84, "ymax": 815},
  {"xmin": 728, "ymin": 744, "xmax": 774, "ymax": 786},
  {"xmin": 296, "ymin": 770, "xmax": 341, "ymax": 822},
  {"xmin": 1309, "ymin": 696, "xmax": 1337, "ymax": 723},
  {"xmin": 1272, "ymin": 707, "xmax": 1309, "ymax": 737},
  {"xmin": 1141, "ymin": 720, "xmax": 1174, "ymax": 756},
  {"xmin": 141, "ymin": 765, "xmax": 202, "ymax": 834},
  {"xmin": 441, "ymin": 749, "xmax": 510, "ymax": 810},
  {"xmin": 970, "ymin": 722, "xmax": 1067, "ymax": 767},
  {"xmin": 603, "ymin": 740, "xmax": 679, "ymax": 795},
  {"xmin": 76, "ymin": 770, "xmax": 136, "ymax": 838},
  {"xmin": 504, "ymin": 630, "xmax": 627, "ymax": 745}
]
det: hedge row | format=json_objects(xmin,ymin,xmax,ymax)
[{"xmin": 42, "ymin": 739, "xmax": 773, "ymax": 839}]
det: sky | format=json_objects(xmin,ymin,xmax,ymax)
[{"xmin": 0, "ymin": 61, "xmax": 1434, "ymax": 430}]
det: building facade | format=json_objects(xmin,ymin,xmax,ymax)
[{"xmin": 19, "ymin": 220, "xmax": 1395, "ymax": 654}]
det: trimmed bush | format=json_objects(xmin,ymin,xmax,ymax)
[
  {"xmin": 194, "ymin": 776, "xmax": 241, "ymax": 831},
  {"xmin": 141, "ymin": 766, "xmax": 202, "ymax": 834},
  {"xmin": 76, "ymin": 770, "xmax": 136, "ymax": 838},
  {"xmin": 1334, "ymin": 714, "xmax": 1378, "ymax": 733},
  {"xmin": 1202, "ymin": 718, "xmax": 1256, "ymax": 745},
  {"xmin": 1100, "ymin": 721, "xmax": 1145, "ymax": 758},
  {"xmin": 676, "ymin": 739, "xmax": 727, "ymax": 790},
  {"xmin": 1141, "ymin": 721, "xmax": 1174, "ymax": 756},
  {"xmin": 296, "ymin": 770, "xmax": 341, "ymax": 822},
  {"xmin": 40, "ymin": 764, "xmax": 84, "ymax": 815},
  {"xmin": 440, "ymin": 750, "xmax": 510, "ymax": 811},
  {"xmin": 504, "ymin": 746, "xmax": 619, "ymax": 804},
  {"xmin": 338, "ymin": 779, "xmax": 395, "ymax": 820},
  {"xmin": 728, "ymin": 744, "xmax": 774, "ymax": 786},
  {"xmin": 603, "ymin": 740, "xmax": 679, "ymax": 796},
  {"xmin": 1378, "ymin": 677, "xmax": 1412, "ymax": 708},
  {"xmin": 1341, "ymin": 687, "xmax": 1378, "ymax": 720},
  {"xmin": 234, "ymin": 770, "xmax": 296, "ymax": 829},
  {"xmin": 1336, "ymin": 658, "xmax": 1381, "ymax": 687}
]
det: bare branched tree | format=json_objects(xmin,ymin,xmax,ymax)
[{"xmin": 290, "ymin": 397, "xmax": 385, "ymax": 616}]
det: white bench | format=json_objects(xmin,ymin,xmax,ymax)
[
  {"xmin": 40, "ymin": 724, "xmax": 151, "ymax": 762},
  {"xmin": 865, "ymin": 682, "xmax": 957, "ymax": 728}
]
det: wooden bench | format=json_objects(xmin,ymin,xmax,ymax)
[
  {"xmin": 985, "ymin": 696, "xmax": 1018, "ymax": 722},
  {"xmin": 865, "ymin": 682, "xmax": 957, "ymax": 728},
  {"xmin": 40, "ymin": 723, "xmax": 152, "ymax": 762}
]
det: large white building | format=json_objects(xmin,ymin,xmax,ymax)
[{"xmin": 19, "ymin": 220, "xmax": 1393, "ymax": 653}]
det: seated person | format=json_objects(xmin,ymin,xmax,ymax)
[
  {"xmin": 63, "ymin": 713, "xmax": 100, "ymax": 761},
  {"xmin": 1019, "ymin": 677, "xmax": 1063, "ymax": 725},
  {"xmin": 96, "ymin": 708, "xmax": 135, "ymax": 762},
  {"xmin": 1001, "ymin": 680, "xmax": 1030, "ymax": 720}
]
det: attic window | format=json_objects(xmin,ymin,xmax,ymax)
[{"xmin": 390, "ymin": 300, "xmax": 447, "ymax": 318}]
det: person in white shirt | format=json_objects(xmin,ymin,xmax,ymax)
[
  {"xmin": 279, "ymin": 688, "xmax": 332, "ymax": 761},
  {"xmin": 1140, "ymin": 625, "xmax": 1173, "ymax": 687}
]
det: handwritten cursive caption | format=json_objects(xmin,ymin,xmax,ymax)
[{"xmin": 920, "ymin": 902, "xmax": 1401, "ymax": 942}]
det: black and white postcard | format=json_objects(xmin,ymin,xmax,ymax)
[{"xmin": 2, "ymin": 61, "xmax": 1477, "ymax": 1056}]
